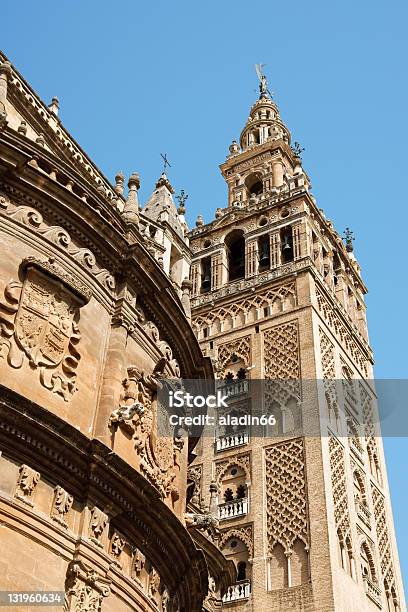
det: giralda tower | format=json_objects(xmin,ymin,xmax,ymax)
[{"xmin": 187, "ymin": 71, "xmax": 406, "ymax": 612}]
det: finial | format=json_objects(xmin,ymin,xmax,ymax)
[
  {"xmin": 228, "ymin": 140, "xmax": 241, "ymax": 156},
  {"xmin": 48, "ymin": 96, "xmax": 59, "ymax": 116},
  {"xmin": 114, "ymin": 171, "xmax": 125, "ymax": 195},
  {"xmin": 291, "ymin": 141, "xmax": 305, "ymax": 159},
  {"xmin": 196, "ymin": 214, "xmax": 203, "ymax": 227},
  {"xmin": 343, "ymin": 228, "xmax": 355, "ymax": 253},
  {"xmin": 255, "ymin": 63, "xmax": 272, "ymax": 99},
  {"xmin": 122, "ymin": 172, "xmax": 140, "ymax": 226},
  {"xmin": 176, "ymin": 189, "xmax": 188, "ymax": 215}
]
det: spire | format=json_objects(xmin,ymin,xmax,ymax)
[
  {"xmin": 231, "ymin": 66, "xmax": 291, "ymax": 155},
  {"xmin": 142, "ymin": 173, "xmax": 185, "ymax": 238}
]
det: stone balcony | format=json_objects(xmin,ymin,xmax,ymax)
[
  {"xmin": 218, "ymin": 498, "xmax": 248, "ymax": 521},
  {"xmin": 216, "ymin": 431, "xmax": 249, "ymax": 452},
  {"xmin": 222, "ymin": 580, "xmax": 251, "ymax": 602},
  {"xmin": 363, "ymin": 576, "xmax": 382, "ymax": 607},
  {"xmin": 218, "ymin": 380, "xmax": 249, "ymax": 399}
]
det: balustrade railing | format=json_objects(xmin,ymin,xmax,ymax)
[
  {"xmin": 218, "ymin": 498, "xmax": 248, "ymax": 520},
  {"xmin": 216, "ymin": 431, "xmax": 249, "ymax": 452},
  {"xmin": 222, "ymin": 580, "xmax": 251, "ymax": 602},
  {"xmin": 363, "ymin": 576, "xmax": 381, "ymax": 606}
]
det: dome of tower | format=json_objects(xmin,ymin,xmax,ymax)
[{"xmin": 239, "ymin": 94, "xmax": 291, "ymax": 151}]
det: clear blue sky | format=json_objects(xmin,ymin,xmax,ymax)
[{"xmin": 2, "ymin": 0, "xmax": 407, "ymax": 593}]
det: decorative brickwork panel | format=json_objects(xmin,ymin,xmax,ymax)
[
  {"xmin": 319, "ymin": 328, "xmax": 337, "ymax": 417},
  {"xmin": 264, "ymin": 321, "xmax": 299, "ymax": 380},
  {"xmin": 263, "ymin": 320, "xmax": 300, "ymax": 405},
  {"xmin": 265, "ymin": 439, "xmax": 308, "ymax": 553},
  {"xmin": 217, "ymin": 335, "xmax": 251, "ymax": 370},
  {"xmin": 193, "ymin": 281, "xmax": 296, "ymax": 328},
  {"xmin": 329, "ymin": 435, "xmax": 352, "ymax": 543},
  {"xmin": 371, "ymin": 485, "xmax": 397, "ymax": 593},
  {"xmin": 315, "ymin": 286, "xmax": 369, "ymax": 376}
]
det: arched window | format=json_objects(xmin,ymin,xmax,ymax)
[
  {"xmin": 245, "ymin": 172, "xmax": 263, "ymax": 198},
  {"xmin": 201, "ymin": 256, "xmax": 211, "ymax": 293},
  {"xmin": 360, "ymin": 542, "xmax": 376, "ymax": 583},
  {"xmin": 237, "ymin": 561, "xmax": 247, "ymax": 581},
  {"xmin": 226, "ymin": 230, "xmax": 245, "ymax": 281},
  {"xmin": 258, "ymin": 234, "xmax": 270, "ymax": 271},
  {"xmin": 280, "ymin": 226, "xmax": 294, "ymax": 263}
]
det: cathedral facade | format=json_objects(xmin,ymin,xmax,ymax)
[
  {"xmin": 188, "ymin": 82, "xmax": 406, "ymax": 611},
  {"xmin": 0, "ymin": 53, "xmax": 234, "ymax": 611}
]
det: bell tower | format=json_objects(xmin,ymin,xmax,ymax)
[{"xmin": 188, "ymin": 70, "xmax": 406, "ymax": 611}]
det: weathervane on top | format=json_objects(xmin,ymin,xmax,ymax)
[{"xmin": 255, "ymin": 64, "xmax": 273, "ymax": 99}]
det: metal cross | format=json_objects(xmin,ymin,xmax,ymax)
[
  {"xmin": 161, "ymin": 153, "xmax": 171, "ymax": 173},
  {"xmin": 176, "ymin": 189, "xmax": 189, "ymax": 207},
  {"xmin": 343, "ymin": 227, "xmax": 355, "ymax": 252}
]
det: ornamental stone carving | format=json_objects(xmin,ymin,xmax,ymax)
[
  {"xmin": 88, "ymin": 506, "xmax": 108, "ymax": 548},
  {"xmin": 109, "ymin": 364, "xmax": 182, "ymax": 501},
  {"xmin": 14, "ymin": 464, "xmax": 40, "ymax": 506},
  {"xmin": 0, "ymin": 191, "xmax": 115, "ymax": 291},
  {"xmin": 187, "ymin": 464, "xmax": 202, "ymax": 505},
  {"xmin": 50, "ymin": 485, "xmax": 73, "ymax": 527},
  {"xmin": 64, "ymin": 560, "xmax": 111, "ymax": 612},
  {"xmin": 109, "ymin": 532, "xmax": 126, "ymax": 565},
  {"xmin": 0, "ymin": 258, "xmax": 90, "ymax": 401}
]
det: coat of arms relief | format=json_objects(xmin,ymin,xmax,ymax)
[
  {"xmin": 109, "ymin": 357, "xmax": 184, "ymax": 502},
  {"xmin": 0, "ymin": 257, "xmax": 91, "ymax": 401}
]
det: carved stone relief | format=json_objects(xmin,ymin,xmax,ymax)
[
  {"xmin": 0, "ymin": 258, "xmax": 90, "ymax": 401},
  {"xmin": 50, "ymin": 485, "xmax": 73, "ymax": 527},
  {"xmin": 109, "ymin": 364, "xmax": 183, "ymax": 501},
  {"xmin": 88, "ymin": 506, "xmax": 108, "ymax": 548},
  {"xmin": 14, "ymin": 464, "xmax": 40, "ymax": 506},
  {"xmin": 0, "ymin": 191, "xmax": 115, "ymax": 291},
  {"xmin": 64, "ymin": 560, "xmax": 111, "ymax": 612}
]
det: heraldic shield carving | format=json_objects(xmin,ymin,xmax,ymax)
[{"xmin": 0, "ymin": 257, "xmax": 91, "ymax": 401}]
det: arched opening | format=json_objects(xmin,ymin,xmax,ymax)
[
  {"xmin": 200, "ymin": 256, "xmax": 211, "ymax": 293},
  {"xmin": 245, "ymin": 172, "xmax": 263, "ymax": 198},
  {"xmin": 226, "ymin": 230, "xmax": 245, "ymax": 281},
  {"xmin": 258, "ymin": 234, "xmax": 270, "ymax": 271},
  {"xmin": 222, "ymin": 538, "xmax": 251, "ymax": 601},
  {"xmin": 237, "ymin": 561, "xmax": 247, "ymax": 581},
  {"xmin": 280, "ymin": 226, "xmax": 294, "ymax": 263},
  {"xmin": 291, "ymin": 539, "xmax": 309, "ymax": 586},
  {"xmin": 360, "ymin": 542, "xmax": 376, "ymax": 583},
  {"xmin": 270, "ymin": 543, "xmax": 288, "ymax": 590}
]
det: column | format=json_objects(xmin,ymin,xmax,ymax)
[
  {"xmin": 245, "ymin": 239, "xmax": 258, "ymax": 278},
  {"xmin": 270, "ymin": 231, "xmax": 281, "ymax": 269},
  {"xmin": 190, "ymin": 261, "xmax": 201, "ymax": 297},
  {"xmin": 272, "ymin": 161, "xmax": 284, "ymax": 187},
  {"xmin": 211, "ymin": 252, "xmax": 223, "ymax": 290}
]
